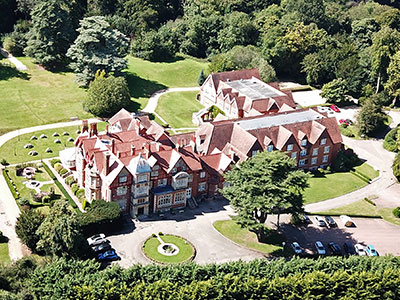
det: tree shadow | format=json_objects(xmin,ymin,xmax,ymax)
[
  {"xmin": 125, "ymin": 72, "xmax": 167, "ymax": 99},
  {"xmin": 0, "ymin": 64, "xmax": 30, "ymax": 81}
]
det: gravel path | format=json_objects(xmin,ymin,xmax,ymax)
[{"xmin": 0, "ymin": 48, "xmax": 27, "ymax": 71}]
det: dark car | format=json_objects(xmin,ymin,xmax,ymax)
[
  {"xmin": 93, "ymin": 242, "xmax": 111, "ymax": 253},
  {"xmin": 303, "ymin": 214, "xmax": 312, "ymax": 224},
  {"xmin": 328, "ymin": 242, "xmax": 342, "ymax": 256},
  {"xmin": 97, "ymin": 250, "xmax": 120, "ymax": 261},
  {"xmin": 324, "ymin": 216, "xmax": 337, "ymax": 227},
  {"xmin": 343, "ymin": 242, "xmax": 355, "ymax": 256}
]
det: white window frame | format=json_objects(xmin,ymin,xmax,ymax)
[
  {"xmin": 137, "ymin": 174, "xmax": 147, "ymax": 183},
  {"xmin": 119, "ymin": 175, "xmax": 127, "ymax": 183},
  {"xmin": 322, "ymin": 155, "xmax": 329, "ymax": 163},
  {"xmin": 312, "ymin": 157, "xmax": 317, "ymax": 165},
  {"xmin": 321, "ymin": 138, "xmax": 327, "ymax": 145},
  {"xmin": 267, "ymin": 145, "xmax": 274, "ymax": 152},
  {"xmin": 301, "ymin": 139, "xmax": 307, "ymax": 146},
  {"xmin": 291, "ymin": 152, "xmax": 297, "ymax": 159},
  {"xmin": 300, "ymin": 149, "xmax": 307, "ymax": 157},
  {"xmin": 186, "ymin": 188, "xmax": 192, "ymax": 199},
  {"xmin": 174, "ymin": 192, "xmax": 186, "ymax": 203},
  {"xmin": 158, "ymin": 194, "xmax": 172, "ymax": 207},
  {"xmin": 198, "ymin": 182, "xmax": 206, "ymax": 192},
  {"xmin": 252, "ymin": 150, "xmax": 258, "ymax": 157},
  {"xmin": 324, "ymin": 146, "xmax": 330, "ymax": 154},
  {"xmin": 200, "ymin": 171, "xmax": 206, "ymax": 179},
  {"xmin": 287, "ymin": 144, "xmax": 293, "ymax": 151},
  {"xmin": 158, "ymin": 178, "xmax": 167, "ymax": 187},
  {"xmin": 299, "ymin": 159, "xmax": 306, "ymax": 166},
  {"xmin": 312, "ymin": 148, "xmax": 318, "ymax": 156},
  {"xmin": 116, "ymin": 186, "xmax": 127, "ymax": 196}
]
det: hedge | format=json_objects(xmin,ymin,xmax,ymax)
[
  {"xmin": 50, "ymin": 159, "xmax": 61, "ymax": 167},
  {"xmin": 2, "ymin": 169, "xmax": 19, "ymax": 199},
  {"xmin": 350, "ymin": 170, "xmax": 370, "ymax": 183}
]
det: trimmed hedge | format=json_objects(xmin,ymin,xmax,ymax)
[
  {"xmin": 54, "ymin": 163, "xmax": 63, "ymax": 173},
  {"xmin": 59, "ymin": 168, "xmax": 68, "ymax": 176},
  {"xmin": 50, "ymin": 159, "xmax": 61, "ymax": 167},
  {"xmin": 393, "ymin": 207, "xmax": 400, "ymax": 218},
  {"xmin": 383, "ymin": 126, "xmax": 399, "ymax": 152},
  {"xmin": 2, "ymin": 169, "xmax": 19, "ymax": 199}
]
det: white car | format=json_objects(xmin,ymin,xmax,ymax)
[
  {"xmin": 354, "ymin": 244, "xmax": 366, "ymax": 256},
  {"xmin": 291, "ymin": 242, "xmax": 303, "ymax": 254},
  {"xmin": 315, "ymin": 241, "xmax": 326, "ymax": 255},
  {"xmin": 314, "ymin": 216, "xmax": 327, "ymax": 227},
  {"xmin": 87, "ymin": 233, "xmax": 107, "ymax": 246}
]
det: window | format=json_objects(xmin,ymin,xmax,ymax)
[
  {"xmin": 116, "ymin": 186, "xmax": 127, "ymax": 196},
  {"xmin": 299, "ymin": 159, "xmax": 306, "ymax": 166},
  {"xmin": 186, "ymin": 188, "xmax": 192, "ymax": 199},
  {"xmin": 291, "ymin": 152, "xmax": 297, "ymax": 159},
  {"xmin": 321, "ymin": 138, "xmax": 327, "ymax": 145},
  {"xmin": 324, "ymin": 146, "xmax": 330, "ymax": 154},
  {"xmin": 301, "ymin": 139, "xmax": 307, "ymax": 146},
  {"xmin": 188, "ymin": 174, "xmax": 193, "ymax": 182},
  {"xmin": 136, "ymin": 184, "xmax": 148, "ymax": 196},
  {"xmin": 200, "ymin": 171, "xmax": 206, "ymax": 178},
  {"xmin": 137, "ymin": 198, "xmax": 147, "ymax": 204},
  {"xmin": 198, "ymin": 182, "xmax": 206, "ymax": 192},
  {"xmin": 267, "ymin": 145, "xmax": 274, "ymax": 152},
  {"xmin": 323, "ymin": 155, "xmax": 329, "ymax": 163},
  {"xmin": 158, "ymin": 194, "xmax": 172, "ymax": 207},
  {"xmin": 300, "ymin": 149, "xmax": 307, "ymax": 157},
  {"xmin": 172, "ymin": 167, "xmax": 177, "ymax": 174},
  {"xmin": 174, "ymin": 192, "xmax": 186, "ymax": 203},
  {"xmin": 287, "ymin": 144, "xmax": 293, "ymax": 151},
  {"xmin": 151, "ymin": 170, "xmax": 158, "ymax": 177},
  {"xmin": 252, "ymin": 150, "xmax": 258, "ymax": 157},
  {"xmin": 312, "ymin": 157, "xmax": 317, "ymax": 165},
  {"xmin": 119, "ymin": 175, "xmax": 127, "ymax": 183},
  {"xmin": 312, "ymin": 148, "xmax": 318, "ymax": 156},
  {"xmin": 137, "ymin": 174, "xmax": 147, "ymax": 183},
  {"xmin": 158, "ymin": 178, "xmax": 167, "ymax": 187},
  {"xmin": 174, "ymin": 178, "xmax": 188, "ymax": 189}
]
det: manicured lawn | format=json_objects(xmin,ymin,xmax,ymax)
[
  {"xmin": 0, "ymin": 58, "xmax": 91, "ymax": 135},
  {"xmin": 0, "ymin": 123, "xmax": 105, "ymax": 164},
  {"xmin": 155, "ymin": 91, "xmax": 203, "ymax": 128},
  {"xmin": 0, "ymin": 243, "xmax": 10, "ymax": 264},
  {"xmin": 304, "ymin": 171, "xmax": 368, "ymax": 204},
  {"xmin": 318, "ymin": 199, "xmax": 400, "ymax": 226},
  {"xmin": 125, "ymin": 56, "xmax": 208, "ymax": 110},
  {"xmin": 143, "ymin": 234, "xmax": 194, "ymax": 264},
  {"xmin": 213, "ymin": 220, "xmax": 283, "ymax": 255},
  {"xmin": 354, "ymin": 163, "xmax": 379, "ymax": 180}
]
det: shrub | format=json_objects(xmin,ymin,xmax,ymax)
[
  {"xmin": 59, "ymin": 168, "xmax": 68, "ymax": 176},
  {"xmin": 50, "ymin": 159, "xmax": 61, "ymax": 167},
  {"xmin": 76, "ymin": 189, "xmax": 85, "ymax": 198},
  {"xmin": 340, "ymin": 124, "xmax": 355, "ymax": 137},
  {"xmin": 152, "ymin": 233, "xmax": 157, "ymax": 238},
  {"xmin": 383, "ymin": 126, "xmax": 399, "ymax": 152},
  {"xmin": 82, "ymin": 200, "xmax": 88, "ymax": 210},
  {"xmin": 65, "ymin": 176, "xmax": 75, "ymax": 186},
  {"xmin": 393, "ymin": 207, "xmax": 400, "ymax": 218},
  {"xmin": 159, "ymin": 232, "xmax": 163, "ymax": 236},
  {"xmin": 71, "ymin": 184, "xmax": 79, "ymax": 195},
  {"xmin": 0, "ymin": 158, "xmax": 9, "ymax": 166},
  {"xmin": 364, "ymin": 197, "xmax": 376, "ymax": 206},
  {"xmin": 42, "ymin": 196, "xmax": 51, "ymax": 204},
  {"xmin": 18, "ymin": 198, "xmax": 30, "ymax": 207},
  {"xmin": 54, "ymin": 163, "xmax": 63, "ymax": 172}
]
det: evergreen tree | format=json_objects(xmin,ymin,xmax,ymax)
[
  {"xmin": 357, "ymin": 97, "xmax": 387, "ymax": 136},
  {"xmin": 67, "ymin": 16, "xmax": 129, "ymax": 86},
  {"xmin": 222, "ymin": 151, "xmax": 309, "ymax": 240},
  {"xmin": 24, "ymin": 0, "xmax": 75, "ymax": 69},
  {"xmin": 385, "ymin": 50, "xmax": 400, "ymax": 103},
  {"xmin": 197, "ymin": 69, "xmax": 206, "ymax": 86},
  {"xmin": 15, "ymin": 209, "xmax": 44, "ymax": 252}
]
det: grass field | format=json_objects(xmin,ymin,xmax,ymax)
[
  {"xmin": 213, "ymin": 220, "xmax": 283, "ymax": 255},
  {"xmin": 0, "ymin": 123, "xmax": 105, "ymax": 164},
  {"xmin": 0, "ymin": 243, "xmax": 10, "ymax": 264},
  {"xmin": 143, "ymin": 234, "xmax": 194, "ymax": 264},
  {"xmin": 318, "ymin": 199, "xmax": 400, "ymax": 226},
  {"xmin": 0, "ymin": 58, "xmax": 90, "ymax": 135},
  {"xmin": 155, "ymin": 91, "xmax": 203, "ymax": 128},
  {"xmin": 354, "ymin": 163, "xmax": 379, "ymax": 180}
]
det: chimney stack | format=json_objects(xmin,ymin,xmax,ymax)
[
  {"xmin": 131, "ymin": 145, "xmax": 136, "ymax": 156},
  {"xmin": 89, "ymin": 123, "xmax": 98, "ymax": 137},
  {"xmin": 117, "ymin": 151, "xmax": 121, "ymax": 158},
  {"xmin": 143, "ymin": 143, "xmax": 150, "ymax": 159},
  {"xmin": 176, "ymin": 139, "xmax": 180, "ymax": 150},
  {"xmin": 103, "ymin": 152, "xmax": 110, "ymax": 175},
  {"xmin": 111, "ymin": 139, "xmax": 115, "ymax": 154},
  {"xmin": 82, "ymin": 120, "xmax": 89, "ymax": 133},
  {"xmin": 105, "ymin": 124, "xmax": 109, "ymax": 135}
]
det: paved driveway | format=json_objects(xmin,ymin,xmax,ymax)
[
  {"xmin": 278, "ymin": 216, "xmax": 400, "ymax": 256},
  {"xmin": 107, "ymin": 200, "xmax": 264, "ymax": 267}
]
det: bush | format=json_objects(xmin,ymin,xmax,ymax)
[
  {"xmin": 0, "ymin": 158, "xmax": 9, "ymax": 166},
  {"xmin": 383, "ymin": 126, "xmax": 399, "ymax": 152},
  {"xmin": 82, "ymin": 199, "xmax": 88, "ymax": 210},
  {"xmin": 71, "ymin": 184, "xmax": 79, "ymax": 195},
  {"xmin": 54, "ymin": 163, "xmax": 63, "ymax": 172},
  {"xmin": 340, "ymin": 124, "xmax": 355, "ymax": 137},
  {"xmin": 50, "ymin": 159, "xmax": 61, "ymax": 167},
  {"xmin": 393, "ymin": 207, "xmax": 400, "ymax": 218},
  {"xmin": 59, "ymin": 168, "xmax": 68, "ymax": 176},
  {"xmin": 159, "ymin": 232, "xmax": 163, "ymax": 236},
  {"xmin": 76, "ymin": 189, "xmax": 85, "ymax": 198},
  {"xmin": 65, "ymin": 176, "xmax": 75, "ymax": 186},
  {"xmin": 42, "ymin": 195, "xmax": 51, "ymax": 204}
]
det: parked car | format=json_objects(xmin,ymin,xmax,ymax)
[
  {"xmin": 354, "ymin": 244, "xmax": 366, "ymax": 256},
  {"xmin": 366, "ymin": 245, "xmax": 379, "ymax": 256},
  {"xmin": 340, "ymin": 215, "xmax": 355, "ymax": 227},
  {"xmin": 97, "ymin": 250, "xmax": 120, "ymax": 261},
  {"xmin": 328, "ymin": 242, "xmax": 342, "ymax": 255},
  {"xmin": 303, "ymin": 214, "xmax": 312, "ymax": 224},
  {"xmin": 330, "ymin": 104, "xmax": 340, "ymax": 112},
  {"xmin": 343, "ymin": 242, "xmax": 355, "ymax": 255},
  {"xmin": 345, "ymin": 119, "xmax": 353, "ymax": 125},
  {"xmin": 339, "ymin": 119, "xmax": 349, "ymax": 126},
  {"xmin": 291, "ymin": 242, "xmax": 303, "ymax": 255},
  {"xmin": 93, "ymin": 242, "xmax": 111, "ymax": 253},
  {"xmin": 87, "ymin": 234, "xmax": 107, "ymax": 246},
  {"xmin": 324, "ymin": 216, "xmax": 336, "ymax": 227},
  {"xmin": 314, "ymin": 216, "xmax": 327, "ymax": 227},
  {"xmin": 315, "ymin": 241, "xmax": 326, "ymax": 255}
]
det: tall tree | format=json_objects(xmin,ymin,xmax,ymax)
[
  {"xmin": 320, "ymin": 78, "xmax": 349, "ymax": 105},
  {"xmin": 222, "ymin": 151, "xmax": 309, "ymax": 240},
  {"xmin": 15, "ymin": 209, "xmax": 44, "ymax": 252},
  {"xmin": 24, "ymin": 0, "xmax": 75, "ymax": 69},
  {"xmin": 385, "ymin": 50, "xmax": 400, "ymax": 103},
  {"xmin": 357, "ymin": 96, "xmax": 388, "ymax": 136},
  {"xmin": 67, "ymin": 16, "xmax": 129, "ymax": 87}
]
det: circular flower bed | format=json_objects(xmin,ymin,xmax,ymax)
[{"xmin": 143, "ymin": 234, "xmax": 195, "ymax": 264}]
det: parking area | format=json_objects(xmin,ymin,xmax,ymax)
[{"xmin": 278, "ymin": 216, "xmax": 400, "ymax": 256}]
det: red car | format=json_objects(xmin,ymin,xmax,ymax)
[
  {"xmin": 330, "ymin": 105, "xmax": 340, "ymax": 112},
  {"xmin": 339, "ymin": 119, "xmax": 349, "ymax": 125}
]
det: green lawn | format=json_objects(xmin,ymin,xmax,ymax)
[
  {"xmin": 213, "ymin": 220, "xmax": 283, "ymax": 255},
  {"xmin": 304, "ymin": 171, "xmax": 367, "ymax": 204},
  {"xmin": 318, "ymin": 199, "xmax": 400, "ymax": 226},
  {"xmin": 143, "ymin": 234, "xmax": 194, "ymax": 264},
  {"xmin": 0, "ymin": 243, "xmax": 10, "ymax": 264},
  {"xmin": 354, "ymin": 163, "xmax": 379, "ymax": 180},
  {"xmin": 125, "ymin": 55, "xmax": 208, "ymax": 110},
  {"xmin": 0, "ymin": 123, "xmax": 105, "ymax": 165},
  {"xmin": 155, "ymin": 91, "xmax": 203, "ymax": 128},
  {"xmin": 0, "ymin": 58, "xmax": 91, "ymax": 135}
]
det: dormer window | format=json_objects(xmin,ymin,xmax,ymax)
[
  {"xmin": 321, "ymin": 138, "xmax": 327, "ymax": 145},
  {"xmin": 200, "ymin": 171, "xmax": 206, "ymax": 178},
  {"xmin": 267, "ymin": 145, "xmax": 274, "ymax": 152},
  {"xmin": 119, "ymin": 175, "xmax": 127, "ymax": 183},
  {"xmin": 252, "ymin": 150, "xmax": 258, "ymax": 157},
  {"xmin": 301, "ymin": 139, "xmax": 307, "ymax": 146},
  {"xmin": 287, "ymin": 144, "xmax": 293, "ymax": 151}
]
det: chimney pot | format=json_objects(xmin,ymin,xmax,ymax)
[{"xmin": 131, "ymin": 145, "xmax": 135, "ymax": 156}]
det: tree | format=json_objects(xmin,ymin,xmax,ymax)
[
  {"xmin": 357, "ymin": 97, "xmax": 387, "ymax": 136},
  {"xmin": 84, "ymin": 72, "xmax": 131, "ymax": 117},
  {"xmin": 320, "ymin": 78, "xmax": 349, "ymax": 105},
  {"xmin": 67, "ymin": 16, "xmax": 129, "ymax": 86},
  {"xmin": 3, "ymin": 20, "xmax": 30, "ymax": 57},
  {"xmin": 0, "ymin": 0, "xmax": 16, "ymax": 34},
  {"xmin": 385, "ymin": 50, "xmax": 400, "ymax": 103},
  {"xmin": 197, "ymin": 69, "xmax": 206, "ymax": 86},
  {"xmin": 281, "ymin": 0, "xmax": 327, "ymax": 29},
  {"xmin": 24, "ymin": 0, "xmax": 75, "ymax": 69},
  {"xmin": 222, "ymin": 151, "xmax": 309, "ymax": 240},
  {"xmin": 15, "ymin": 209, "xmax": 44, "ymax": 252},
  {"xmin": 36, "ymin": 200, "xmax": 85, "ymax": 257}
]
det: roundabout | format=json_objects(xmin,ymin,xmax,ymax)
[{"xmin": 143, "ymin": 234, "xmax": 195, "ymax": 264}]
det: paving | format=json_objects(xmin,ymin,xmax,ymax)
[
  {"xmin": 292, "ymin": 90, "xmax": 325, "ymax": 107},
  {"xmin": 107, "ymin": 200, "xmax": 264, "ymax": 267},
  {"xmin": 0, "ymin": 48, "xmax": 27, "ymax": 71}
]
